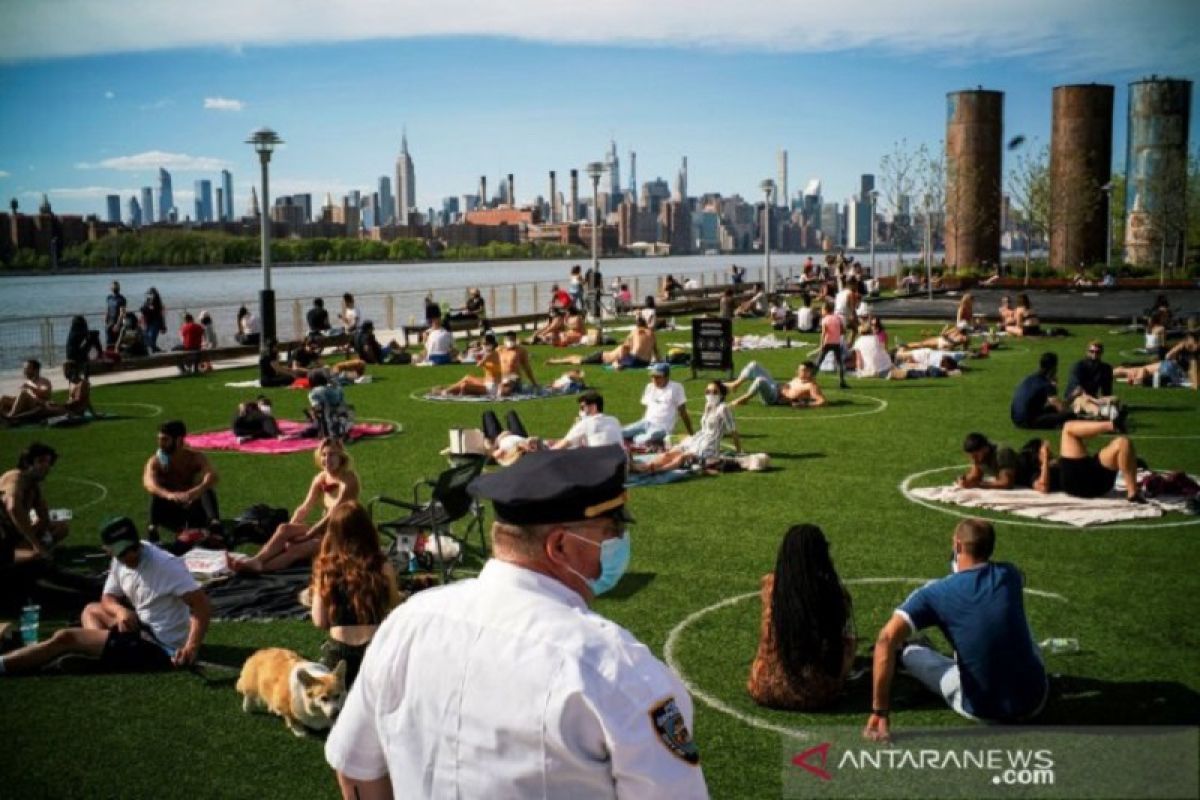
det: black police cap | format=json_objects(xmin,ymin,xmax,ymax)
[{"xmin": 469, "ymin": 445, "xmax": 632, "ymax": 526}]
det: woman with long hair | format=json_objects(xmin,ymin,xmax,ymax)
[
  {"xmin": 339, "ymin": 292, "xmax": 359, "ymax": 333},
  {"xmin": 230, "ymin": 439, "xmax": 360, "ymax": 573},
  {"xmin": 141, "ymin": 287, "xmax": 166, "ymax": 353},
  {"xmin": 310, "ymin": 501, "xmax": 399, "ymax": 687},
  {"xmin": 235, "ymin": 305, "xmax": 261, "ymax": 346},
  {"xmin": 748, "ymin": 524, "xmax": 856, "ymax": 710}
]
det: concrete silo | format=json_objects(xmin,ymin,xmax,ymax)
[
  {"xmin": 1124, "ymin": 78, "xmax": 1192, "ymax": 268},
  {"xmin": 945, "ymin": 89, "xmax": 1004, "ymax": 269},
  {"xmin": 1050, "ymin": 84, "xmax": 1114, "ymax": 270}
]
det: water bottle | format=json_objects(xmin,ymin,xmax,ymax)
[
  {"xmin": 408, "ymin": 552, "xmax": 418, "ymax": 574},
  {"xmin": 20, "ymin": 603, "xmax": 40, "ymax": 645},
  {"xmin": 1039, "ymin": 637, "xmax": 1080, "ymax": 654},
  {"xmin": 1152, "ymin": 371, "xmax": 1161, "ymax": 389}
]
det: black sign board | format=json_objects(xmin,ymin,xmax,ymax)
[{"xmin": 691, "ymin": 317, "xmax": 733, "ymax": 379}]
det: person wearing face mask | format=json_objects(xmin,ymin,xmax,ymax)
[
  {"xmin": 0, "ymin": 443, "xmax": 70, "ymax": 564},
  {"xmin": 142, "ymin": 420, "xmax": 221, "ymax": 545},
  {"xmin": 863, "ymin": 518, "xmax": 1048, "ymax": 744},
  {"xmin": 550, "ymin": 390, "xmax": 624, "ymax": 449},
  {"xmin": 630, "ymin": 381, "xmax": 741, "ymax": 473},
  {"xmin": 326, "ymin": 446, "xmax": 709, "ymax": 799},
  {"xmin": 229, "ymin": 439, "xmax": 360, "ymax": 574}
]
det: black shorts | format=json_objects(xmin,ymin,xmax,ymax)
[
  {"xmin": 100, "ymin": 629, "xmax": 174, "ymax": 672},
  {"xmin": 1059, "ymin": 455, "xmax": 1117, "ymax": 498}
]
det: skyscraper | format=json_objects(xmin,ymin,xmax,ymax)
[
  {"xmin": 193, "ymin": 179, "xmax": 213, "ymax": 223},
  {"xmin": 105, "ymin": 194, "xmax": 121, "ymax": 224},
  {"xmin": 140, "ymin": 187, "xmax": 154, "ymax": 226},
  {"xmin": 395, "ymin": 130, "xmax": 415, "ymax": 222},
  {"xmin": 157, "ymin": 168, "xmax": 174, "ymax": 223},
  {"xmin": 215, "ymin": 187, "xmax": 224, "ymax": 222},
  {"xmin": 128, "ymin": 196, "xmax": 142, "ymax": 228},
  {"xmin": 378, "ymin": 176, "xmax": 393, "ymax": 226},
  {"xmin": 220, "ymin": 169, "xmax": 234, "ymax": 221},
  {"xmin": 606, "ymin": 140, "xmax": 620, "ymax": 210},
  {"xmin": 628, "ymin": 151, "xmax": 637, "ymax": 207},
  {"xmin": 860, "ymin": 174, "xmax": 875, "ymax": 198},
  {"xmin": 674, "ymin": 157, "xmax": 688, "ymax": 202},
  {"xmin": 247, "ymin": 186, "xmax": 260, "ymax": 218},
  {"xmin": 778, "ymin": 150, "xmax": 789, "ymax": 209}
]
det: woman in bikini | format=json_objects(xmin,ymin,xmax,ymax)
[
  {"xmin": 435, "ymin": 335, "xmax": 502, "ymax": 397},
  {"xmin": 1007, "ymin": 293, "xmax": 1041, "ymax": 337},
  {"xmin": 229, "ymin": 439, "xmax": 360, "ymax": 573}
]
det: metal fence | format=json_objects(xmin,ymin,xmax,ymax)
[{"xmin": 0, "ymin": 266, "xmax": 766, "ymax": 372}]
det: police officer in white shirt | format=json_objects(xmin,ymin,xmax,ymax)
[
  {"xmin": 551, "ymin": 390, "xmax": 625, "ymax": 450},
  {"xmin": 621, "ymin": 363, "xmax": 694, "ymax": 447},
  {"xmin": 325, "ymin": 446, "xmax": 709, "ymax": 799}
]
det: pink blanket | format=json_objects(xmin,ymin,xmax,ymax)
[{"xmin": 187, "ymin": 420, "xmax": 395, "ymax": 454}]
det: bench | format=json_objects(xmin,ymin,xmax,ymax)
[{"xmin": 84, "ymin": 333, "xmax": 353, "ymax": 376}]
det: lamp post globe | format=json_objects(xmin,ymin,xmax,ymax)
[
  {"xmin": 760, "ymin": 179, "xmax": 775, "ymax": 294},
  {"xmin": 246, "ymin": 127, "xmax": 282, "ymax": 356}
]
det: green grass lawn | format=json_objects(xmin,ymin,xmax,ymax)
[{"xmin": 1, "ymin": 318, "xmax": 1198, "ymax": 799}]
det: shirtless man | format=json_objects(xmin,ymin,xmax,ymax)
[
  {"xmin": 546, "ymin": 316, "xmax": 660, "ymax": 370},
  {"xmin": 143, "ymin": 420, "xmax": 221, "ymax": 543},
  {"xmin": 436, "ymin": 334, "xmax": 502, "ymax": 397},
  {"xmin": 1, "ymin": 360, "xmax": 62, "ymax": 423},
  {"xmin": 529, "ymin": 309, "xmax": 567, "ymax": 345},
  {"xmin": 903, "ymin": 324, "xmax": 971, "ymax": 351},
  {"xmin": 728, "ymin": 360, "xmax": 827, "ymax": 407},
  {"xmin": 497, "ymin": 332, "xmax": 540, "ymax": 395}
]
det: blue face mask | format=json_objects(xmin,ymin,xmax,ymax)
[
  {"xmin": 156, "ymin": 448, "xmax": 170, "ymax": 467},
  {"xmin": 567, "ymin": 530, "xmax": 630, "ymax": 597}
]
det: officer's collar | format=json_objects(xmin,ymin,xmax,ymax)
[{"xmin": 481, "ymin": 559, "xmax": 587, "ymax": 610}]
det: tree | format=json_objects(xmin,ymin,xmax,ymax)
[
  {"xmin": 1007, "ymin": 141, "xmax": 1050, "ymax": 284},
  {"xmin": 1127, "ymin": 148, "xmax": 1188, "ymax": 280},
  {"xmin": 878, "ymin": 139, "xmax": 920, "ymax": 269},
  {"xmin": 914, "ymin": 142, "xmax": 946, "ymax": 295}
]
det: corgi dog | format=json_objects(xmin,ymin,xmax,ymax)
[{"xmin": 236, "ymin": 648, "xmax": 346, "ymax": 737}]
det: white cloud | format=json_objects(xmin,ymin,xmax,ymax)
[
  {"xmin": 75, "ymin": 150, "xmax": 230, "ymax": 172},
  {"xmin": 0, "ymin": 170, "xmax": 10, "ymax": 179},
  {"xmin": 204, "ymin": 96, "xmax": 245, "ymax": 112},
  {"xmin": 104, "ymin": 90, "xmax": 115, "ymax": 99},
  {"xmin": 0, "ymin": 0, "xmax": 1196, "ymax": 74},
  {"xmin": 139, "ymin": 98, "xmax": 173, "ymax": 111},
  {"xmin": 23, "ymin": 186, "xmax": 128, "ymax": 200}
]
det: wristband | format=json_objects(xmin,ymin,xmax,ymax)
[{"xmin": 871, "ymin": 709, "xmax": 890, "ymax": 718}]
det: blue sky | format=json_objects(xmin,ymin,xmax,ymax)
[{"xmin": 1, "ymin": 0, "xmax": 1197, "ymax": 219}]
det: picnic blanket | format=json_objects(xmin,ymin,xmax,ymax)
[
  {"xmin": 626, "ymin": 469, "xmax": 694, "ymax": 488},
  {"xmin": 909, "ymin": 473, "xmax": 1191, "ymax": 527},
  {"xmin": 224, "ymin": 379, "xmax": 262, "ymax": 388},
  {"xmin": 186, "ymin": 420, "xmax": 396, "ymax": 454},
  {"xmin": 204, "ymin": 565, "xmax": 312, "ymax": 621},
  {"xmin": 421, "ymin": 384, "xmax": 585, "ymax": 402},
  {"xmin": 734, "ymin": 334, "xmax": 806, "ymax": 351}
]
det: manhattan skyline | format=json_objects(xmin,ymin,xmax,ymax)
[{"xmin": 1, "ymin": 1, "xmax": 1197, "ymax": 219}]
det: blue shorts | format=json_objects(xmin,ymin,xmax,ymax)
[{"xmin": 426, "ymin": 353, "xmax": 453, "ymax": 366}]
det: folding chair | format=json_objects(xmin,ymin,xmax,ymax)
[{"xmin": 369, "ymin": 457, "xmax": 487, "ymax": 583}]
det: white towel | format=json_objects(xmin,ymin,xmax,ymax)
[{"xmin": 909, "ymin": 485, "xmax": 1170, "ymax": 528}]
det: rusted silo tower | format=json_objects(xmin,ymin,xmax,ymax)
[
  {"xmin": 945, "ymin": 89, "xmax": 1003, "ymax": 269},
  {"xmin": 1050, "ymin": 84, "xmax": 1114, "ymax": 270},
  {"xmin": 1124, "ymin": 77, "xmax": 1192, "ymax": 267}
]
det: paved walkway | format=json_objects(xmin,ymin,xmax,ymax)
[{"xmin": 872, "ymin": 287, "xmax": 1198, "ymax": 324}]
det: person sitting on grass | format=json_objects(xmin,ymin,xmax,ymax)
[
  {"xmin": 622, "ymin": 362, "xmax": 694, "ymax": 447},
  {"xmin": 546, "ymin": 316, "xmax": 659, "ymax": 371},
  {"xmin": 419, "ymin": 316, "xmax": 457, "ymax": 365},
  {"xmin": 231, "ymin": 399, "xmax": 281, "ymax": 442},
  {"xmin": 549, "ymin": 390, "xmax": 624, "ymax": 450},
  {"xmin": 1029, "ymin": 419, "xmax": 1144, "ymax": 503},
  {"xmin": 748, "ymin": 524, "xmax": 855, "ymax": 710},
  {"xmin": 1065, "ymin": 340, "xmax": 1121, "ymax": 419},
  {"xmin": 735, "ymin": 285, "xmax": 767, "ymax": 318},
  {"xmin": 0, "ymin": 443, "xmax": 70, "ymax": 562},
  {"xmin": 436, "ymin": 334, "xmax": 502, "ymax": 397},
  {"xmin": 863, "ymin": 518, "xmax": 1048, "ymax": 743},
  {"xmin": 530, "ymin": 308, "xmax": 567, "ymax": 345},
  {"xmin": 231, "ymin": 439, "xmax": 360, "ymax": 574},
  {"xmin": 142, "ymin": 420, "xmax": 221, "ymax": 545},
  {"xmin": 997, "ymin": 294, "xmax": 1017, "ymax": 329},
  {"xmin": 1005, "ymin": 293, "xmax": 1041, "ymax": 337},
  {"xmin": 259, "ymin": 339, "xmax": 298, "ymax": 387},
  {"xmin": 631, "ymin": 381, "xmax": 741, "ymax": 474},
  {"xmin": 1011, "ymin": 352, "xmax": 1074, "ymax": 430},
  {"xmin": 352, "ymin": 320, "xmax": 405, "ymax": 365},
  {"xmin": 61, "ymin": 360, "xmax": 97, "ymax": 419},
  {"xmin": 851, "ymin": 325, "xmax": 894, "ymax": 378},
  {"xmin": 0, "ymin": 516, "xmax": 211, "ymax": 675},
  {"xmin": 288, "ymin": 334, "xmax": 325, "ymax": 378},
  {"xmin": 1, "ymin": 360, "xmax": 63, "ymax": 424},
  {"xmin": 310, "ymin": 502, "xmax": 399, "ymax": 689},
  {"xmin": 306, "ymin": 370, "xmax": 354, "ymax": 440},
  {"xmin": 955, "ymin": 292, "xmax": 976, "ymax": 332},
  {"xmin": 728, "ymin": 360, "xmax": 827, "ymax": 408}
]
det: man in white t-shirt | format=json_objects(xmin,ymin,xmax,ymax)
[
  {"xmin": 0, "ymin": 516, "xmax": 210, "ymax": 675},
  {"xmin": 551, "ymin": 390, "xmax": 624, "ymax": 449},
  {"xmin": 622, "ymin": 363, "xmax": 693, "ymax": 447},
  {"xmin": 421, "ymin": 317, "xmax": 457, "ymax": 365}
]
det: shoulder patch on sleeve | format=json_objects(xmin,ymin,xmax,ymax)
[{"xmin": 649, "ymin": 697, "xmax": 700, "ymax": 765}]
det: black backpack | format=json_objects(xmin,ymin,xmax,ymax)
[{"xmin": 232, "ymin": 504, "xmax": 289, "ymax": 545}]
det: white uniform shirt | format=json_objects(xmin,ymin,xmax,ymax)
[
  {"xmin": 424, "ymin": 327, "xmax": 455, "ymax": 358},
  {"xmin": 561, "ymin": 413, "xmax": 625, "ymax": 448},
  {"xmin": 101, "ymin": 541, "xmax": 199, "ymax": 650},
  {"xmin": 326, "ymin": 560, "xmax": 708, "ymax": 799},
  {"xmin": 639, "ymin": 381, "xmax": 686, "ymax": 432}
]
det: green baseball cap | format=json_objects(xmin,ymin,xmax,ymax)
[{"xmin": 99, "ymin": 516, "xmax": 140, "ymax": 557}]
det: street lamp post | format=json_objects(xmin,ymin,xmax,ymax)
[
  {"xmin": 923, "ymin": 193, "xmax": 934, "ymax": 301},
  {"xmin": 760, "ymin": 179, "xmax": 775, "ymax": 295},
  {"xmin": 1101, "ymin": 181, "xmax": 1113, "ymax": 271},
  {"xmin": 869, "ymin": 189, "xmax": 879, "ymax": 280},
  {"xmin": 246, "ymin": 127, "xmax": 282, "ymax": 357},
  {"xmin": 586, "ymin": 161, "xmax": 605, "ymax": 337}
]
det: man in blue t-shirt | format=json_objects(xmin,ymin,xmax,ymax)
[
  {"xmin": 1011, "ymin": 352, "xmax": 1074, "ymax": 429},
  {"xmin": 863, "ymin": 518, "xmax": 1047, "ymax": 742}
]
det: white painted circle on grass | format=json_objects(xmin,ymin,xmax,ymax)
[
  {"xmin": 736, "ymin": 392, "xmax": 887, "ymax": 421},
  {"xmin": 98, "ymin": 401, "xmax": 163, "ymax": 419},
  {"xmin": 53, "ymin": 477, "xmax": 109, "ymax": 511},
  {"xmin": 899, "ymin": 465, "xmax": 1200, "ymax": 530},
  {"xmin": 663, "ymin": 578, "xmax": 1067, "ymax": 737},
  {"xmin": 409, "ymin": 387, "xmax": 578, "ymax": 404}
]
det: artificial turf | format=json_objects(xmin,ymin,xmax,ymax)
[{"xmin": 1, "ymin": 316, "xmax": 1198, "ymax": 799}]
